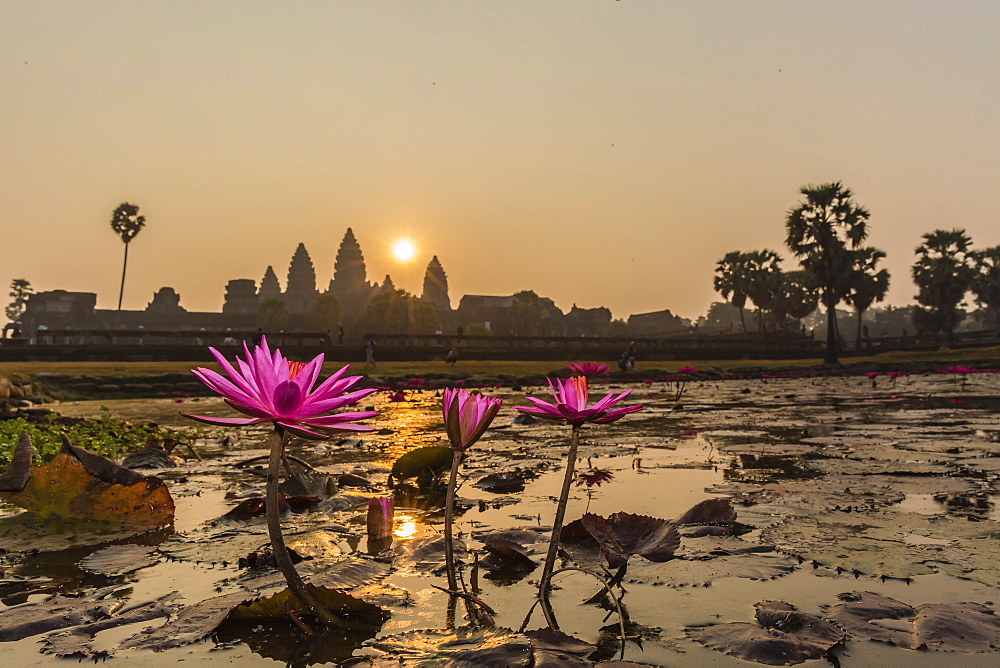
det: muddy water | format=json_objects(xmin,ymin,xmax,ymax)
[{"xmin": 3, "ymin": 371, "xmax": 1000, "ymax": 666}]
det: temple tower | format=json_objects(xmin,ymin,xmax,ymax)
[
  {"xmin": 331, "ymin": 228, "xmax": 367, "ymax": 291},
  {"xmin": 284, "ymin": 243, "xmax": 318, "ymax": 315},
  {"xmin": 421, "ymin": 255, "xmax": 451, "ymax": 313},
  {"xmin": 258, "ymin": 266, "xmax": 281, "ymax": 302}
]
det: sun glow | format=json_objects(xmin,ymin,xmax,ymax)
[{"xmin": 392, "ymin": 239, "xmax": 415, "ymax": 262}]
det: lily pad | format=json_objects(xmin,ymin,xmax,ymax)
[
  {"xmin": 827, "ymin": 591, "xmax": 1000, "ymax": 652},
  {"xmin": 40, "ymin": 592, "xmax": 181, "ymax": 657},
  {"xmin": 368, "ymin": 626, "xmax": 532, "ymax": 666},
  {"xmin": 685, "ymin": 600, "xmax": 844, "ymax": 665},
  {"xmin": 581, "ymin": 512, "xmax": 680, "ymax": 569},
  {"xmin": 79, "ymin": 544, "xmax": 159, "ymax": 576},
  {"xmin": 0, "ymin": 435, "xmax": 174, "ymax": 552}
]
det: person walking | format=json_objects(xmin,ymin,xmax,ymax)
[{"xmin": 364, "ymin": 335, "xmax": 377, "ymax": 368}]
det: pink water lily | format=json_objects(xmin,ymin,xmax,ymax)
[
  {"xmin": 182, "ymin": 337, "xmax": 377, "ymax": 439},
  {"xmin": 515, "ymin": 375, "xmax": 643, "ymax": 426},
  {"xmin": 566, "ymin": 362, "xmax": 609, "ymax": 377},
  {"xmin": 442, "ymin": 388, "xmax": 502, "ymax": 450}
]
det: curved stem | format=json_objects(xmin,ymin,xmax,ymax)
[
  {"xmin": 537, "ymin": 423, "xmax": 581, "ymax": 630},
  {"xmin": 265, "ymin": 428, "xmax": 341, "ymax": 626},
  {"xmin": 541, "ymin": 566, "xmax": 628, "ymax": 661},
  {"xmin": 443, "ymin": 449, "xmax": 462, "ymax": 592}
]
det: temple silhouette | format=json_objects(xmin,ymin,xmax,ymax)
[{"xmin": 18, "ymin": 228, "xmax": 689, "ymax": 341}]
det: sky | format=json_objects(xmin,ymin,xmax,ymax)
[{"xmin": 3, "ymin": 1, "xmax": 999, "ymax": 321}]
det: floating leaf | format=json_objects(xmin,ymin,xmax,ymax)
[
  {"xmin": 0, "ymin": 435, "xmax": 173, "ymax": 534},
  {"xmin": 231, "ymin": 584, "xmax": 387, "ymax": 630},
  {"xmin": 79, "ymin": 544, "xmax": 159, "ymax": 576},
  {"xmin": 389, "ymin": 446, "xmax": 454, "ymax": 486},
  {"xmin": 686, "ymin": 600, "xmax": 844, "ymax": 665},
  {"xmin": 369, "ymin": 626, "xmax": 531, "ymax": 666},
  {"xmin": 827, "ymin": 591, "xmax": 1000, "ymax": 652},
  {"xmin": 581, "ymin": 512, "xmax": 680, "ymax": 569},
  {"xmin": 41, "ymin": 592, "xmax": 181, "ymax": 657},
  {"xmin": 0, "ymin": 586, "xmax": 123, "ymax": 641},
  {"xmin": 526, "ymin": 628, "xmax": 593, "ymax": 667},
  {"xmin": 394, "ymin": 535, "xmax": 467, "ymax": 574},
  {"xmin": 118, "ymin": 590, "xmax": 251, "ymax": 651},
  {"xmin": 675, "ymin": 498, "xmax": 737, "ymax": 525},
  {"xmin": 473, "ymin": 471, "xmax": 525, "ymax": 493}
]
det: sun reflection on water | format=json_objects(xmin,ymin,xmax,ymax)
[{"xmin": 392, "ymin": 514, "xmax": 418, "ymax": 540}]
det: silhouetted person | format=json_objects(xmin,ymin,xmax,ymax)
[
  {"xmin": 456, "ymin": 325, "xmax": 464, "ymax": 336},
  {"xmin": 365, "ymin": 335, "xmax": 377, "ymax": 368},
  {"xmin": 253, "ymin": 328, "xmax": 264, "ymax": 346},
  {"xmin": 445, "ymin": 347, "xmax": 459, "ymax": 365},
  {"xmin": 338, "ymin": 324, "xmax": 345, "ymax": 345}
]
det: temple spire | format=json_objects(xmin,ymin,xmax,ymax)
[
  {"xmin": 421, "ymin": 255, "xmax": 450, "ymax": 312},
  {"xmin": 258, "ymin": 266, "xmax": 281, "ymax": 301},
  {"xmin": 333, "ymin": 228, "xmax": 367, "ymax": 289}
]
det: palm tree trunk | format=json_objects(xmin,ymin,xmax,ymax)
[
  {"xmin": 825, "ymin": 293, "xmax": 838, "ymax": 364},
  {"xmin": 117, "ymin": 242, "xmax": 129, "ymax": 311},
  {"xmin": 854, "ymin": 307, "xmax": 863, "ymax": 355},
  {"xmin": 738, "ymin": 307, "xmax": 747, "ymax": 334}
]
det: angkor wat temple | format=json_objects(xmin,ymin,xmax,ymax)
[{"xmin": 18, "ymin": 228, "xmax": 688, "ymax": 340}]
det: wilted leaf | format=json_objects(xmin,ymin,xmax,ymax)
[
  {"xmin": 231, "ymin": 584, "xmax": 388, "ymax": 630},
  {"xmin": 0, "ymin": 433, "xmax": 33, "ymax": 493},
  {"xmin": 41, "ymin": 592, "xmax": 181, "ymax": 657},
  {"xmin": 0, "ymin": 586, "xmax": 123, "ymax": 641},
  {"xmin": 79, "ymin": 544, "xmax": 159, "ymax": 576},
  {"xmin": 581, "ymin": 512, "xmax": 680, "ymax": 569},
  {"xmin": 369, "ymin": 626, "xmax": 531, "ymax": 666},
  {"xmin": 0, "ymin": 435, "xmax": 173, "ymax": 532},
  {"xmin": 624, "ymin": 552, "xmax": 795, "ymax": 587},
  {"xmin": 118, "ymin": 590, "xmax": 251, "ymax": 651},
  {"xmin": 280, "ymin": 471, "xmax": 337, "ymax": 498},
  {"xmin": 686, "ymin": 600, "xmax": 844, "ymax": 665}
]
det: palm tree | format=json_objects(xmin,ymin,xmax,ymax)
[
  {"xmin": 785, "ymin": 182, "xmax": 870, "ymax": 364},
  {"xmin": 912, "ymin": 229, "xmax": 975, "ymax": 347},
  {"xmin": 768, "ymin": 271, "xmax": 820, "ymax": 332},
  {"xmin": 844, "ymin": 247, "xmax": 890, "ymax": 354},
  {"xmin": 713, "ymin": 251, "xmax": 751, "ymax": 333},
  {"xmin": 109, "ymin": 203, "xmax": 146, "ymax": 310},
  {"xmin": 971, "ymin": 246, "xmax": 1000, "ymax": 334},
  {"xmin": 741, "ymin": 249, "xmax": 783, "ymax": 335}
]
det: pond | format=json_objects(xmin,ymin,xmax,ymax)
[{"xmin": 2, "ymin": 369, "xmax": 1000, "ymax": 666}]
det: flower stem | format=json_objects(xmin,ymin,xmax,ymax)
[
  {"xmin": 443, "ymin": 449, "xmax": 462, "ymax": 593},
  {"xmin": 265, "ymin": 428, "xmax": 341, "ymax": 626},
  {"xmin": 537, "ymin": 423, "xmax": 581, "ymax": 630}
]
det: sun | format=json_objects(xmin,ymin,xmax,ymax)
[{"xmin": 392, "ymin": 239, "xmax": 415, "ymax": 262}]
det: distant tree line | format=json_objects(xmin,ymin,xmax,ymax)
[{"xmin": 713, "ymin": 182, "xmax": 1000, "ymax": 363}]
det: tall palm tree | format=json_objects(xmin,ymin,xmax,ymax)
[
  {"xmin": 785, "ymin": 182, "xmax": 870, "ymax": 364},
  {"xmin": 109, "ymin": 202, "xmax": 146, "ymax": 310},
  {"xmin": 713, "ymin": 251, "xmax": 751, "ymax": 333},
  {"xmin": 912, "ymin": 229, "xmax": 975, "ymax": 348},
  {"xmin": 844, "ymin": 247, "xmax": 890, "ymax": 354}
]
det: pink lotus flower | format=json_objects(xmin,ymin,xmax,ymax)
[
  {"xmin": 515, "ymin": 376, "xmax": 643, "ymax": 426},
  {"xmin": 388, "ymin": 391, "xmax": 407, "ymax": 402},
  {"xmin": 367, "ymin": 496, "xmax": 394, "ymax": 540},
  {"xmin": 442, "ymin": 388, "xmax": 502, "ymax": 450},
  {"xmin": 866, "ymin": 372, "xmax": 879, "ymax": 379},
  {"xmin": 677, "ymin": 365, "xmax": 697, "ymax": 374},
  {"xmin": 566, "ymin": 362, "xmax": 609, "ymax": 377},
  {"xmin": 182, "ymin": 337, "xmax": 377, "ymax": 439}
]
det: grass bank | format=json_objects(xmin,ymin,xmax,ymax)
[{"xmin": 2, "ymin": 345, "xmax": 997, "ymax": 380}]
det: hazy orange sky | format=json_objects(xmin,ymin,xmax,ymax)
[{"xmin": 4, "ymin": 1, "xmax": 999, "ymax": 321}]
